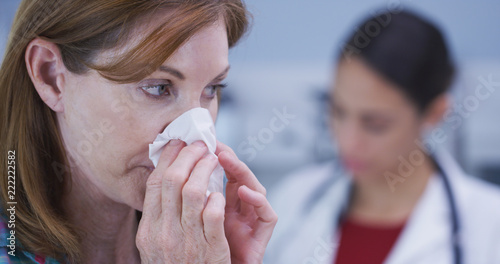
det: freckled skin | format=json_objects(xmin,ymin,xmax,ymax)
[{"xmin": 58, "ymin": 20, "xmax": 228, "ymax": 210}]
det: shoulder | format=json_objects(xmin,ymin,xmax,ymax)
[
  {"xmin": 268, "ymin": 162, "xmax": 336, "ymax": 212},
  {"xmin": 269, "ymin": 162, "xmax": 337, "ymax": 197},
  {"xmin": 455, "ymin": 176, "xmax": 500, "ymax": 262},
  {"xmin": 266, "ymin": 162, "xmax": 341, "ymax": 262},
  {"xmin": 0, "ymin": 215, "xmax": 62, "ymax": 264},
  {"xmin": 458, "ymin": 175, "xmax": 500, "ymax": 217},
  {"xmin": 437, "ymin": 149, "xmax": 500, "ymax": 219},
  {"xmin": 434, "ymin": 149, "xmax": 500, "ymax": 262},
  {"xmin": 0, "ymin": 217, "xmax": 27, "ymax": 263},
  {"xmin": 457, "ymin": 176, "xmax": 500, "ymax": 236},
  {"xmin": 267, "ymin": 162, "xmax": 348, "ymax": 241}
]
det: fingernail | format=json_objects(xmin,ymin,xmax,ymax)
[
  {"xmin": 169, "ymin": 139, "xmax": 182, "ymax": 146},
  {"xmin": 193, "ymin": 141, "xmax": 206, "ymax": 149}
]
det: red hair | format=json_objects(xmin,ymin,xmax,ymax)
[{"xmin": 0, "ymin": 0, "xmax": 249, "ymax": 262}]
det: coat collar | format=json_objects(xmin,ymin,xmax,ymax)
[
  {"xmin": 386, "ymin": 148, "xmax": 467, "ymax": 264},
  {"xmin": 269, "ymin": 149, "xmax": 468, "ymax": 264},
  {"xmin": 323, "ymin": 149, "xmax": 465, "ymax": 263},
  {"xmin": 384, "ymin": 173, "xmax": 453, "ymax": 263}
]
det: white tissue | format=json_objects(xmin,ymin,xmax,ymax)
[{"xmin": 149, "ymin": 108, "xmax": 224, "ymax": 197}]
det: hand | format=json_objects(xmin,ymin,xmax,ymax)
[
  {"xmin": 216, "ymin": 141, "xmax": 278, "ymax": 264},
  {"xmin": 136, "ymin": 140, "xmax": 230, "ymax": 264}
]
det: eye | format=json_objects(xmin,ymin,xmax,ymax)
[
  {"xmin": 331, "ymin": 105, "xmax": 345, "ymax": 120},
  {"xmin": 363, "ymin": 120, "xmax": 390, "ymax": 134},
  {"xmin": 203, "ymin": 83, "xmax": 227, "ymax": 98},
  {"xmin": 141, "ymin": 84, "xmax": 170, "ymax": 97}
]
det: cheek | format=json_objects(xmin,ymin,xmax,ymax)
[
  {"xmin": 372, "ymin": 120, "xmax": 422, "ymax": 170},
  {"xmin": 61, "ymin": 78, "xmax": 155, "ymax": 177},
  {"xmin": 60, "ymin": 78, "xmax": 160, "ymax": 207},
  {"xmin": 60, "ymin": 81, "xmax": 114, "ymax": 164},
  {"xmin": 209, "ymin": 100, "xmax": 219, "ymax": 122},
  {"xmin": 92, "ymin": 95, "xmax": 160, "ymax": 172}
]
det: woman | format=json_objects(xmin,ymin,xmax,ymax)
[
  {"xmin": 266, "ymin": 10, "xmax": 500, "ymax": 264},
  {"xmin": 0, "ymin": 0, "xmax": 277, "ymax": 263}
]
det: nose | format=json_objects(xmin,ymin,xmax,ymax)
[
  {"xmin": 154, "ymin": 94, "xmax": 202, "ymax": 133},
  {"xmin": 158, "ymin": 80, "xmax": 221, "ymax": 132},
  {"xmin": 335, "ymin": 120, "xmax": 364, "ymax": 157},
  {"xmin": 174, "ymin": 90, "xmax": 205, "ymax": 114},
  {"xmin": 179, "ymin": 99, "xmax": 202, "ymax": 113}
]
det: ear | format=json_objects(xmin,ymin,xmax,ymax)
[
  {"xmin": 25, "ymin": 38, "xmax": 66, "ymax": 112},
  {"xmin": 422, "ymin": 94, "xmax": 449, "ymax": 127}
]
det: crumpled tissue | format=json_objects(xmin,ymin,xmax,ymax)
[{"xmin": 149, "ymin": 108, "xmax": 224, "ymax": 197}]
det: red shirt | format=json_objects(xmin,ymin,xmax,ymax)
[{"xmin": 334, "ymin": 218, "xmax": 406, "ymax": 264}]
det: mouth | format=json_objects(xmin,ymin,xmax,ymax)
[
  {"xmin": 342, "ymin": 158, "xmax": 369, "ymax": 172},
  {"xmin": 138, "ymin": 165, "xmax": 155, "ymax": 175}
]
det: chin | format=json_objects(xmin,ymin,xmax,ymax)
[
  {"xmin": 351, "ymin": 170, "xmax": 387, "ymax": 185},
  {"xmin": 349, "ymin": 169, "xmax": 380, "ymax": 181},
  {"xmin": 122, "ymin": 166, "xmax": 151, "ymax": 211},
  {"xmin": 124, "ymin": 187, "xmax": 146, "ymax": 212},
  {"xmin": 131, "ymin": 201, "xmax": 145, "ymax": 212}
]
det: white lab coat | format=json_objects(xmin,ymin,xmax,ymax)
[{"xmin": 265, "ymin": 149, "xmax": 500, "ymax": 264}]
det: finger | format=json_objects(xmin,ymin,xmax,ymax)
[
  {"xmin": 215, "ymin": 141, "xmax": 236, "ymax": 157},
  {"xmin": 203, "ymin": 192, "xmax": 227, "ymax": 246},
  {"xmin": 155, "ymin": 139, "xmax": 186, "ymax": 171},
  {"xmin": 142, "ymin": 140, "xmax": 185, "ymax": 219},
  {"xmin": 161, "ymin": 141, "xmax": 208, "ymax": 219},
  {"xmin": 218, "ymin": 150, "xmax": 266, "ymax": 210},
  {"xmin": 237, "ymin": 183, "xmax": 259, "ymax": 217},
  {"xmin": 219, "ymin": 150, "xmax": 266, "ymax": 195},
  {"xmin": 181, "ymin": 154, "xmax": 218, "ymax": 230},
  {"xmin": 238, "ymin": 185, "xmax": 278, "ymax": 241}
]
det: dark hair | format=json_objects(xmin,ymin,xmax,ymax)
[{"xmin": 339, "ymin": 10, "xmax": 455, "ymax": 112}]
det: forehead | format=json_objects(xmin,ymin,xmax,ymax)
[
  {"xmin": 159, "ymin": 20, "xmax": 229, "ymax": 86},
  {"xmin": 94, "ymin": 8, "xmax": 229, "ymax": 74},
  {"xmin": 332, "ymin": 58, "xmax": 411, "ymax": 112},
  {"xmin": 165, "ymin": 19, "xmax": 229, "ymax": 66}
]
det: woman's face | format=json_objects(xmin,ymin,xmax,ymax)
[
  {"xmin": 58, "ymin": 20, "xmax": 229, "ymax": 211},
  {"xmin": 329, "ymin": 57, "xmax": 424, "ymax": 181}
]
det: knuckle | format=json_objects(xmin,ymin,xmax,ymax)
[
  {"xmin": 183, "ymin": 145, "xmax": 204, "ymax": 157},
  {"xmin": 251, "ymin": 184, "xmax": 267, "ymax": 197},
  {"xmin": 270, "ymin": 211, "xmax": 279, "ymax": 223},
  {"xmin": 180, "ymin": 217, "xmax": 197, "ymax": 233},
  {"xmin": 163, "ymin": 169, "xmax": 185, "ymax": 188},
  {"xmin": 137, "ymin": 224, "xmax": 177, "ymax": 252},
  {"xmin": 204, "ymin": 207, "xmax": 224, "ymax": 223},
  {"xmin": 200, "ymin": 155, "xmax": 217, "ymax": 166},
  {"xmin": 159, "ymin": 235, "xmax": 177, "ymax": 251},
  {"xmin": 145, "ymin": 173, "xmax": 162, "ymax": 188},
  {"xmin": 182, "ymin": 184, "xmax": 206, "ymax": 203},
  {"xmin": 260, "ymin": 186, "xmax": 267, "ymax": 196},
  {"xmin": 135, "ymin": 230, "xmax": 150, "ymax": 249}
]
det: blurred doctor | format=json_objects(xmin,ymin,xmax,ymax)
[{"xmin": 266, "ymin": 10, "xmax": 500, "ymax": 264}]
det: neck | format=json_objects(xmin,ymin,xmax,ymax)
[
  {"xmin": 62, "ymin": 169, "xmax": 140, "ymax": 264},
  {"xmin": 348, "ymin": 154, "xmax": 436, "ymax": 225}
]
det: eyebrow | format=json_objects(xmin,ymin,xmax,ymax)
[
  {"xmin": 330, "ymin": 94, "xmax": 395, "ymax": 121},
  {"xmin": 159, "ymin": 65, "xmax": 185, "ymax": 80},
  {"xmin": 361, "ymin": 114, "xmax": 393, "ymax": 123},
  {"xmin": 214, "ymin": 65, "xmax": 231, "ymax": 81},
  {"xmin": 158, "ymin": 65, "xmax": 231, "ymax": 81}
]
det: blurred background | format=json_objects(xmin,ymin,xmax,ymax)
[{"xmin": 2, "ymin": 0, "xmax": 499, "ymax": 191}]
